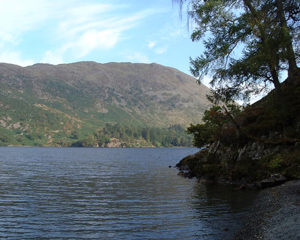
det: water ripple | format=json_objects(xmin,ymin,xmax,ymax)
[{"xmin": 0, "ymin": 147, "xmax": 257, "ymax": 239}]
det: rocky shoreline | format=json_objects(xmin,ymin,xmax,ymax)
[
  {"xmin": 233, "ymin": 180, "xmax": 300, "ymax": 239},
  {"xmin": 176, "ymin": 152, "xmax": 300, "ymax": 239},
  {"xmin": 176, "ymin": 141, "xmax": 300, "ymax": 190},
  {"xmin": 177, "ymin": 162, "xmax": 291, "ymax": 190}
]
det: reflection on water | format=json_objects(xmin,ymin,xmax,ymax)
[
  {"xmin": 0, "ymin": 147, "xmax": 258, "ymax": 239},
  {"xmin": 190, "ymin": 183, "xmax": 258, "ymax": 238}
]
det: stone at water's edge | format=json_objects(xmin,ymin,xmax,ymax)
[
  {"xmin": 175, "ymin": 143, "xmax": 297, "ymax": 190},
  {"xmin": 260, "ymin": 174, "xmax": 287, "ymax": 189},
  {"xmin": 177, "ymin": 76, "xmax": 300, "ymax": 190},
  {"xmin": 233, "ymin": 180, "xmax": 300, "ymax": 240}
]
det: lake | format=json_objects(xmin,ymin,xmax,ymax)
[{"xmin": 0, "ymin": 147, "xmax": 257, "ymax": 239}]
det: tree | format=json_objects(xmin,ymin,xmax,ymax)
[
  {"xmin": 173, "ymin": 0, "xmax": 300, "ymax": 102},
  {"xmin": 187, "ymin": 104, "xmax": 242, "ymax": 147},
  {"xmin": 82, "ymin": 134, "xmax": 98, "ymax": 147}
]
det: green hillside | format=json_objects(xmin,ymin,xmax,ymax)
[{"xmin": 0, "ymin": 62, "xmax": 211, "ymax": 147}]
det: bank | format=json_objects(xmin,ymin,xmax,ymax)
[
  {"xmin": 233, "ymin": 180, "xmax": 300, "ymax": 239},
  {"xmin": 176, "ymin": 77, "xmax": 300, "ymax": 238},
  {"xmin": 177, "ymin": 78, "xmax": 300, "ymax": 189}
]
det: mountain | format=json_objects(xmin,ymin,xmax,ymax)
[{"xmin": 0, "ymin": 61, "xmax": 211, "ymax": 146}]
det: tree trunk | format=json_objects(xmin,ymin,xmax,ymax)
[
  {"xmin": 222, "ymin": 106, "xmax": 241, "ymax": 138},
  {"xmin": 275, "ymin": 0, "xmax": 300, "ymax": 78}
]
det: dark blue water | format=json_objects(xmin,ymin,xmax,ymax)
[{"xmin": 0, "ymin": 147, "xmax": 257, "ymax": 239}]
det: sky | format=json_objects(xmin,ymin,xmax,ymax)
[{"xmin": 0, "ymin": 0, "xmax": 210, "ymax": 84}]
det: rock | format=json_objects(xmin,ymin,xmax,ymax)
[
  {"xmin": 208, "ymin": 140, "xmax": 220, "ymax": 154},
  {"xmin": 254, "ymin": 181, "xmax": 262, "ymax": 189},
  {"xmin": 177, "ymin": 171, "xmax": 185, "ymax": 177},
  {"xmin": 271, "ymin": 174, "xmax": 287, "ymax": 185},
  {"xmin": 177, "ymin": 170, "xmax": 195, "ymax": 178},
  {"xmin": 260, "ymin": 179, "xmax": 276, "ymax": 189},
  {"xmin": 283, "ymin": 165, "xmax": 300, "ymax": 180},
  {"xmin": 260, "ymin": 174, "xmax": 287, "ymax": 189},
  {"xmin": 179, "ymin": 165, "xmax": 190, "ymax": 171},
  {"xmin": 247, "ymin": 183, "xmax": 257, "ymax": 190}
]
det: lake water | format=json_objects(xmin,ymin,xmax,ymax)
[{"xmin": 0, "ymin": 147, "xmax": 257, "ymax": 239}]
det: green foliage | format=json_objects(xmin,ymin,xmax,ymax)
[
  {"xmin": 268, "ymin": 154, "xmax": 284, "ymax": 171},
  {"xmin": 174, "ymin": 0, "xmax": 300, "ymax": 102},
  {"xmin": 187, "ymin": 104, "xmax": 242, "ymax": 147},
  {"xmin": 187, "ymin": 123, "xmax": 214, "ymax": 147},
  {"xmin": 0, "ymin": 88, "xmax": 193, "ymax": 147},
  {"xmin": 73, "ymin": 123, "xmax": 192, "ymax": 148},
  {"xmin": 0, "ymin": 132, "xmax": 10, "ymax": 146},
  {"xmin": 81, "ymin": 134, "xmax": 98, "ymax": 147},
  {"xmin": 0, "ymin": 62, "xmax": 212, "ymax": 146}
]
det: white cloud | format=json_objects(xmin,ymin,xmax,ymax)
[
  {"xmin": 41, "ymin": 28, "xmax": 123, "ymax": 64},
  {"xmin": 0, "ymin": 51, "xmax": 34, "ymax": 66},
  {"xmin": 148, "ymin": 41, "xmax": 156, "ymax": 49},
  {"xmin": 47, "ymin": 5, "xmax": 160, "ymax": 63},
  {"xmin": 72, "ymin": 29, "xmax": 122, "ymax": 58},
  {"xmin": 0, "ymin": 0, "xmax": 161, "ymax": 65},
  {"xmin": 0, "ymin": 0, "xmax": 66, "ymax": 65},
  {"xmin": 126, "ymin": 52, "xmax": 150, "ymax": 63},
  {"xmin": 160, "ymin": 12, "xmax": 189, "ymax": 41},
  {"xmin": 42, "ymin": 49, "xmax": 65, "ymax": 65},
  {"xmin": 0, "ymin": 0, "xmax": 53, "ymax": 43},
  {"xmin": 56, "ymin": 4, "xmax": 121, "ymax": 39},
  {"xmin": 154, "ymin": 46, "xmax": 168, "ymax": 54}
]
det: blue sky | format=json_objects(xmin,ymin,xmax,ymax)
[{"xmin": 0, "ymin": 0, "xmax": 207, "ymax": 81}]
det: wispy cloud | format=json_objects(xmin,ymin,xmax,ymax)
[
  {"xmin": 160, "ymin": 16, "xmax": 189, "ymax": 41},
  {"xmin": 42, "ymin": 49, "xmax": 65, "ymax": 65},
  {"xmin": 56, "ymin": 3, "xmax": 123, "ymax": 39},
  {"xmin": 144, "ymin": 12, "xmax": 188, "ymax": 57},
  {"xmin": 154, "ymin": 46, "xmax": 168, "ymax": 54},
  {"xmin": 126, "ymin": 52, "xmax": 150, "ymax": 63},
  {"xmin": 0, "ymin": 51, "xmax": 34, "ymax": 66},
  {"xmin": 0, "ymin": 0, "xmax": 161, "ymax": 65},
  {"xmin": 0, "ymin": 0, "xmax": 51, "ymax": 41},
  {"xmin": 148, "ymin": 41, "xmax": 156, "ymax": 49},
  {"xmin": 0, "ymin": 0, "xmax": 66, "ymax": 65},
  {"xmin": 44, "ymin": 5, "xmax": 162, "ymax": 63}
]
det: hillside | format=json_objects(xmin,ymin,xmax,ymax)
[
  {"xmin": 0, "ymin": 61, "xmax": 211, "ymax": 146},
  {"xmin": 177, "ymin": 76, "xmax": 300, "ymax": 187}
]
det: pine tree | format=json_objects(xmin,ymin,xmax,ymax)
[{"xmin": 173, "ymin": 0, "xmax": 300, "ymax": 102}]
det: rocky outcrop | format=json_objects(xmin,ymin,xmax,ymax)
[
  {"xmin": 177, "ymin": 77, "xmax": 300, "ymax": 189},
  {"xmin": 177, "ymin": 138, "xmax": 299, "ymax": 189}
]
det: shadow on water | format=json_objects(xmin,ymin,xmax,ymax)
[{"xmin": 189, "ymin": 182, "xmax": 259, "ymax": 239}]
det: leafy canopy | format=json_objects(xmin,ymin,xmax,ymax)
[
  {"xmin": 173, "ymin": 0, "xmax": 300, "ymax": 102},
  {"xmin": 187, "ymin": 104, "xmax": 242, "ymax": 147}
]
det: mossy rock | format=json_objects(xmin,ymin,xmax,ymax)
[
  {"xmin": 192, "ymin": 165, "xmax": 204, "ymax": 177},
  {"xmin": 178, "ymin": 154, "xmax": 200, "ymax": 170},
  {"xmin": 205, "ymin": 152, "xmax": 221, "ymax": 164},
  {"xmin": 231, "ymin": 156, "xmax": 264, "ymax": 180},
  {"xmin": 282, "ymin": 165, "xmax": 300, "ymax": 180},
  {"xmin": 177, "ymin": 149, "xmax": 209, "ymax": 170},
  {"xmin": 201, "ymin": 164, "xmax": 224, "ymax": 180}
]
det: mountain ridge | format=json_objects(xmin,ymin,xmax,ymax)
[{"xmin": 0, "ymin": 61, "xmax": 211, "ymax": 146}]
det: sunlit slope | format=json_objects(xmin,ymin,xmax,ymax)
[{"xmin": 0, "ymin": 61, "xmax": 211, "ymax": 146}]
